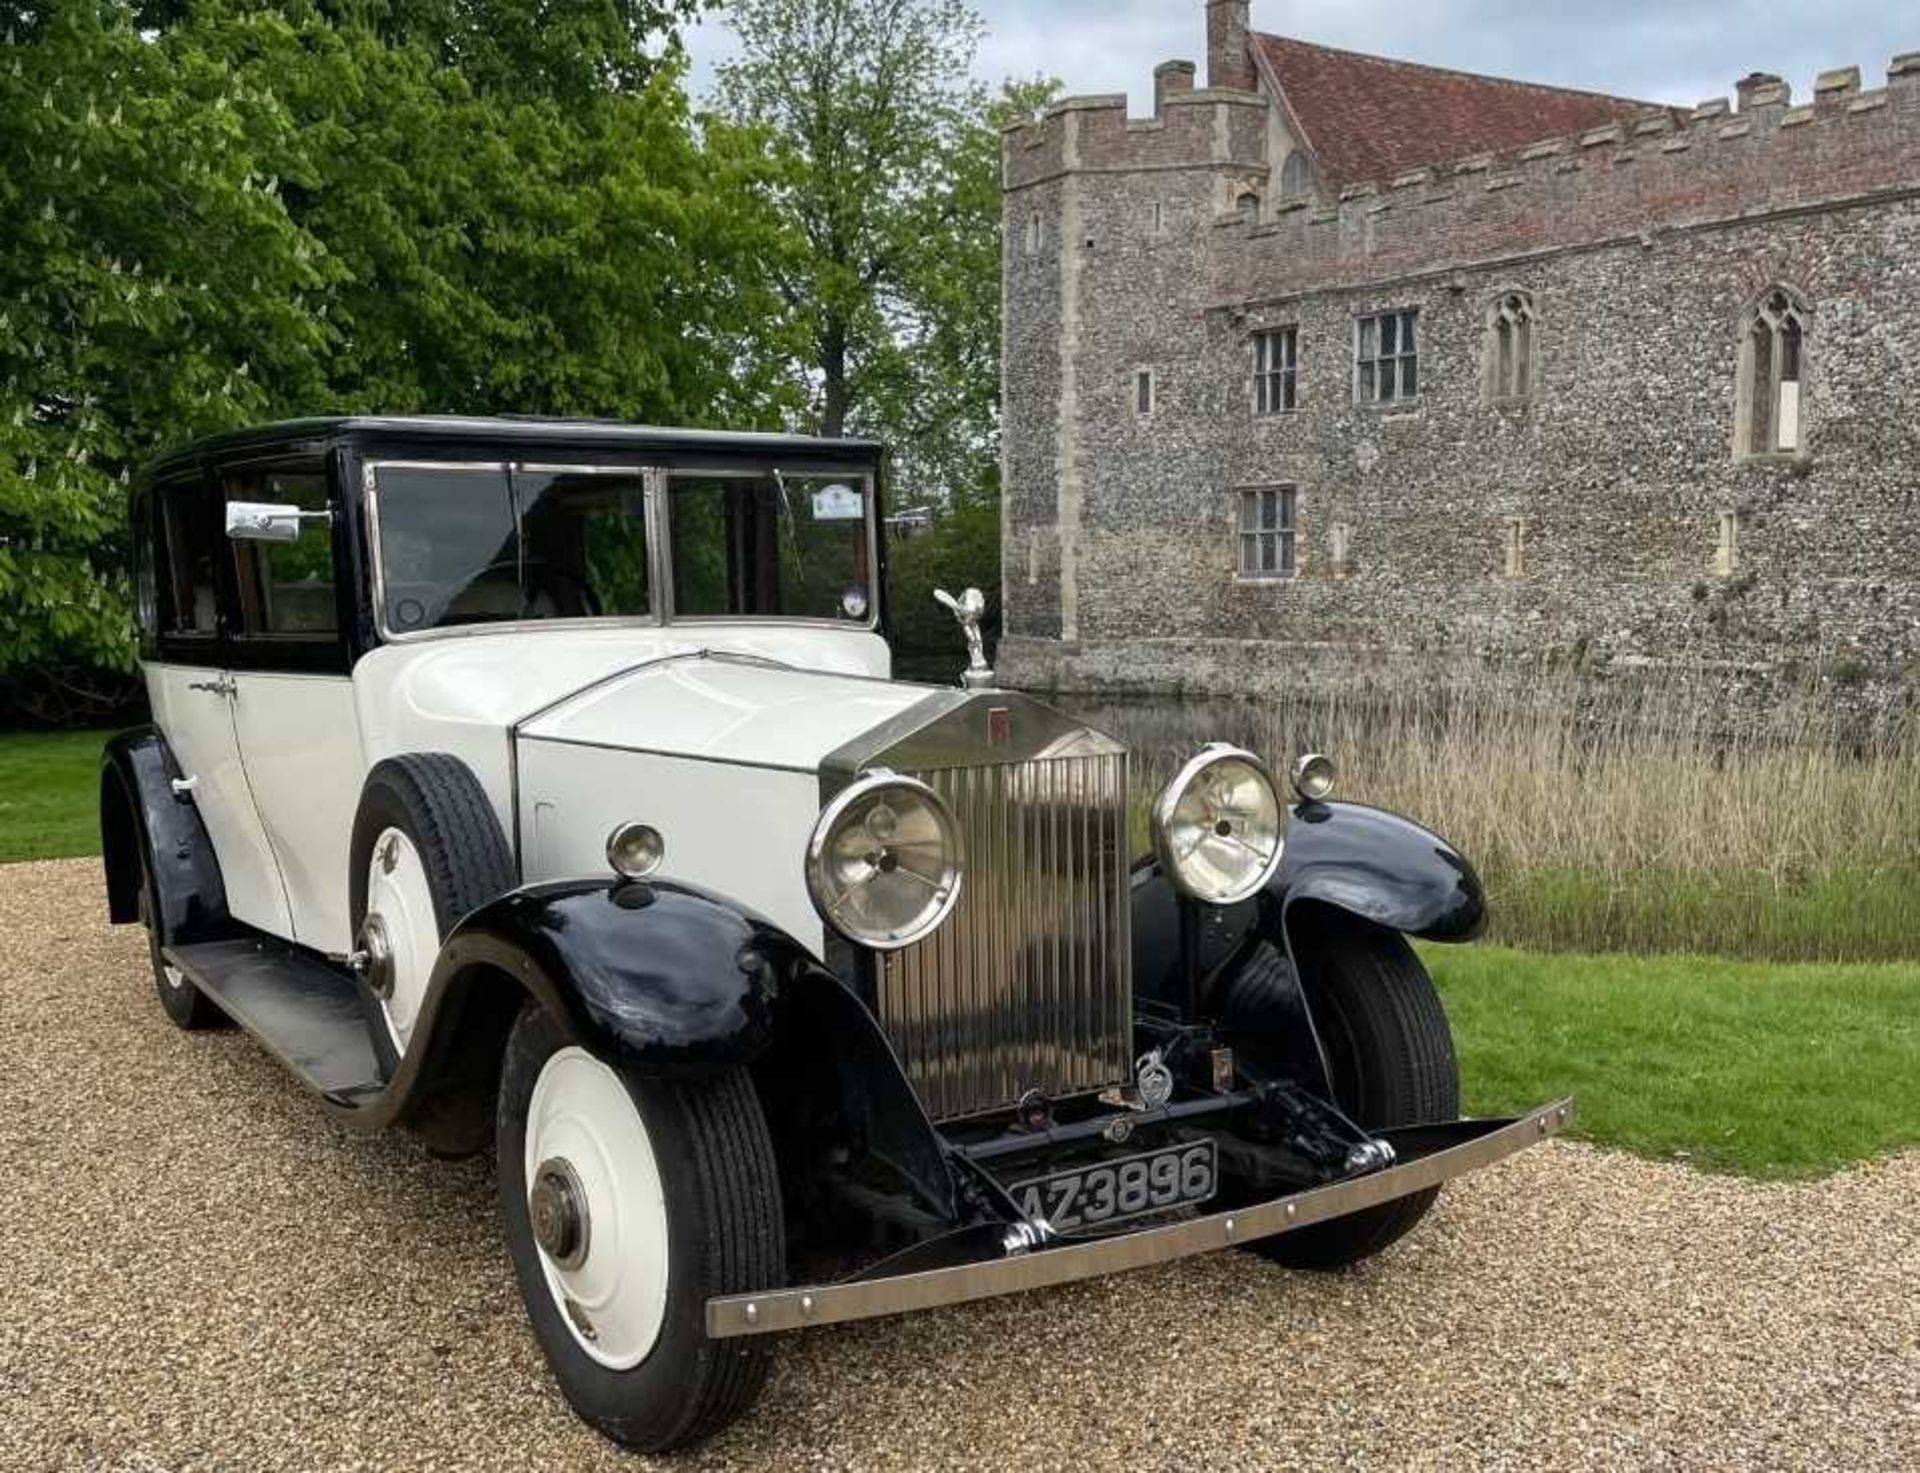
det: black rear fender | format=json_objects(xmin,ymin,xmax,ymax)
[{"xmin": 98, "ymin": 727, "xmax": 229, "ymax": 945}]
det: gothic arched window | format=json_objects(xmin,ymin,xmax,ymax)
[
  {"xmin": 1486, "ymin": 291, "xmax": 1536, "ymax": 401},
  {"xmin": 1280, "ymin": 150, "xmax": 1314, "ymax": 198},
  {"xmin": 1741, "ymin": 288, "xmax": 1808, "ymax": 455}
]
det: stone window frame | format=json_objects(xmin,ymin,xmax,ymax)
[
  {"xmin": 1023, "ymin": 210, "xmax": 1043, "ymax": 256},
  {"xmin": 1484, "ymin": 289, "xmax": 1538, "ymax": 404},
  {"xmin": 1280, "ymin": 150, "xmax": 1314, "ymax": 200},
  {"xmin": 1354, "ymin": 307, "xmax": 1420, "ymax": 406},
  {"xmin": 1235, "ymin": 485, "xmax": 1298, "ymax": 582},
  {"xmin": 1735, "ymin": 286, "xmax": 1810, "ymax": 459},
  {"xmin": 1133, "ymin": 366, "xmax": 1157, "ymax": 418},
  {"xmin": 1714, "ymin": 509, "xmax": 1741, "ymax": 579},
  {"xmin": 1252, "ymin": 325, "xmax": 1299, "ymax": 416},
  {"xmin": 1503, "ymin": 516, "xmax": 1527, "ymax": 579}
]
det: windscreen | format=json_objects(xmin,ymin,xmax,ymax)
[
  {"xmin": 668, "ymin": 471, "xmax": 873, "ymax": 623},
  {"xmin": 373, "ymin": 466, "xmax": 652, "ymax": 635}
]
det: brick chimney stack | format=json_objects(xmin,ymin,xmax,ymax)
[{"xmin": 1207, "ymin": 0, "xmax": 1255, "ymax": 92}]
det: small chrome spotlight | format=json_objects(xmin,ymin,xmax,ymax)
[
  {"xmin": 1290, "ymin": 753, "xmax": 1336, "ymax": 803},
  {"xmin": 606, "ymin": 822, "xmax": 665, "ymax": 880}
]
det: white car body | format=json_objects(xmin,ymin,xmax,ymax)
[{"xmin": 149, "ymin": 624, "xmax": 903, "ymax": 957}]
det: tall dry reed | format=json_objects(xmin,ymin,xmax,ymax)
[{"xmin": 1082, "ymin": 676, "xmax": 1920, "ymax": 962}]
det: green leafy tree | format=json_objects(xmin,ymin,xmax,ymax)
[
  {"xmin": 0, "ymin": 1, "xmax": 337, "ymax": 717},
  {"xmin": 714, "ymin": 1, "xmax": 1002, "ymax": 453},
  {"xmin": 1, "ymin": 0, "xmax": 791, "ymax": 719},
  {"xmin": 713, "ymin": 0, "xmax": 1054, "ymax": 652}
]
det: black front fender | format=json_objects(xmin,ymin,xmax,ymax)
[
  {"xmin": 438, "ymin": 878, "xmax": 795, "ymax": 1072},
  {"xmin": 1132, "ymin": 800, "xmax": 1483, "ymax": 1089},
  {"xmin": 1270, "ymin": 799, "xmax": 1485, "ymax": 943},
  {"xmin": 339, "ymin": 875, "xmax": 959, "ymax": 1217}
]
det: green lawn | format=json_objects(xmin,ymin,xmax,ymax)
[
  {"xmin": 1428, "ymin": 943, "xmax": 1920, "ymax": 1178},
  {"xmin": 0, "ymin": 729, "xmax": 115, "ymax": 862}
]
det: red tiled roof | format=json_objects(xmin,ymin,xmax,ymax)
[{"xmin": 1252, "ymin": 34, "xmax": 1668, "ymax": 187}]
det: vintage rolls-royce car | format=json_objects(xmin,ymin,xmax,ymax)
[{"xmin": 101, "ymin": 417, "xmax": 1570, "ymax": 1452}]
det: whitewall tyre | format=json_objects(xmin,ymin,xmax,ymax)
[
  {"xmin": 497, "ymin": 1004, "xmax": 785, "ymax": 1452},
  {"xmin": 347, "ymin": 754, "xmax": 516, "ymax": 1071}
]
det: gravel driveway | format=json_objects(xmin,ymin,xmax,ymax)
[{"xmin": 1, "ymin": 858, "xmax": 1915, "ymax": 1471}]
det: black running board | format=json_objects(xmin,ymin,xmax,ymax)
[{"xmin": 165, "ymin": 938, "xmax": 387, "ymax": 1104}]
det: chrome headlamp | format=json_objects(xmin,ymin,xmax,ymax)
[
  {"xmin": 1151, "ymin": 744, "xmax": 1286, "ymax": 905},
  {"xmin": 806, "ymin": 773, "xmax": 963, "ymax": 950}
]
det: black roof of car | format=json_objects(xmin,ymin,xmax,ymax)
[{"xmin": 143, "ymin": 415, "xmax": 886, "ymax": 483}]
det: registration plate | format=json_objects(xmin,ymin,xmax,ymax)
[{"xmin": 1011, "ymin": 1140, "xmax": 1217, "ymax": 1233}]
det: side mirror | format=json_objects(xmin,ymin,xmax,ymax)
[{"xmin": 226, "ymin": 501, "xmax": 330, "ymax": 544}]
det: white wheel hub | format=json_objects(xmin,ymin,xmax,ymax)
[
  {"xmin": 361, "ymin": 828, "xmax": 441, "ymax": 1054},
  {"xmin": 525, "ymin": 1047, "xmax": 671, "ymax": 1369}
]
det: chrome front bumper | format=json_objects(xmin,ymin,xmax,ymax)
[{"xmin": 707, "ymin": 1096, "xmax": 1575, "ymax": 1339}]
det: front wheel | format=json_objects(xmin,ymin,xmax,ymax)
[
  {"xmin": 1245, "ymin": 915, "xmax": 1460, "ymax": 1270},
  {"xmin": 497, "ymin": 1004, "xmax": 785, "ymax": 1452}
]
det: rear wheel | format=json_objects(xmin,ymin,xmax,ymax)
[
  {"xmin": 137, "ymin": 857, "xmax": 223, "ymax": 1031},
  {"xmin": 497, "ymin": 1004, "xmax": 785, "ymax": 1452},
  {"xmin": 1248, "ymin": 916, "xmax": 1459, "ymax": 1270}
]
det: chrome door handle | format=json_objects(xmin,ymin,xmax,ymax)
[{"xmin": 188, "ymin": 677, "xmax": 236, "ymax": 697}]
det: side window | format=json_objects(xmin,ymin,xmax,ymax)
[
  {"xmin": 133, "ymin": 493, "xmax": 159, "ymax": 642},
  {"xmin": 157, "ymin": 475, "xmax": 220, "ymax": 638},
  {"xmin": 1356, "ymin": 309, "xmax": 1419, "ymax": 404},
  {"xmin": 1486, "ymin": 291, "xmax": 1536, "ymax": 402},
  {"xmin": 1740, "ymin": 288, "xmax": 1808, "ymax": 456},
  {"xmin": 1237, "ymin": 487, "xmax": 1297, "ymax": 580},
  {"xmin": 1253, "ymin": 327, "xmax": 1298, "ymax": 414},
  {"xmin": 224, "ymin": 461, "xmax": 337, "ymax": 638}
]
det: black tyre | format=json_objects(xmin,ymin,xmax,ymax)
[
  {"xmin": 348, "ymin": 754, "xmax": 516, "ymax": 1071},
  {"xmin": 1249, "ymin": 917, "xmax": 1459, "ymax": 1270},
  {"xmin": 498, "ymin": 1003, "xmax": 785, "ymax": 1452},
  {"xmin": 137, "ymin": 854, "xmax": 224, "ymax": 1031}
]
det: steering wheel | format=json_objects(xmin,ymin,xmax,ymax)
[{"xmin": 423, "ymin": 559, "xmax": 601, "ymax": 626}]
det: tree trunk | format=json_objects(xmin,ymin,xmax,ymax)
[{"xmin": 820, "ymin": 320, "xmax": 850, "ymax": 439}]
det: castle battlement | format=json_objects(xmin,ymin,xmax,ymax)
[
  {"xmin": 1003, "ymin": 87, "xmax": 1268, "ymax": 191},
  {"xmin": 1006, "ymin": 51, "xmax": 1920, "ymax": 296}
]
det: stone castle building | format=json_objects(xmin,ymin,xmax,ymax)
[{"xmin": 996, "ymin": 1, "xmax": 1920, "ymax": 703}]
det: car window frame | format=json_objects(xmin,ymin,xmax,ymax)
[
  {"xmin": 364, "ymin": 460, "xmax": 666, "ymax": 645},
  {"xmin": 363, "ymin": 457, "xmax": 882, "ymax": 643},
  {"xmin": 151, "ymin": 461, "xmax": 227, "ymax": 667},
  {"xmin": 213, "ymin": 448, "xmax": 353, "ymax": 676},
  {"xmin": 657, "ymin": 464, "xmax": 881, "ymax": 632}
]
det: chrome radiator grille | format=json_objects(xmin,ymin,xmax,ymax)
[{"xmin": 878, "ymin": 751, "xmax": 1133, "ymax": 1121}]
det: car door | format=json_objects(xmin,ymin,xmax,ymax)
[
  {"xmin": 144, "ymin": 465, "xmax": 295, "ymax": 939},
  {"xmin": 220, "ymin": 453, "xmax": 365, "ymax": 957}
]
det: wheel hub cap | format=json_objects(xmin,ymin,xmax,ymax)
[
  {"xmin": 353, "ymin": 913, "xmax": 396, "ymax": 1001},
  {"xmin": 530, "ymin": 1157, "xmax": 591, "ymax": 1271}
]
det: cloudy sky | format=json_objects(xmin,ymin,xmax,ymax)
[{"xmin": 683, "ymin": 1, "xmax": 1913, "ymax": 114}]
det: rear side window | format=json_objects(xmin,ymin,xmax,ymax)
[
  {"xmin": 157, "ymin": 476, "xmax": 220, "ymax": 638},
  {"xmin": 225, "ymin": 461, "xmax": 338, "ymax": 637}
]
